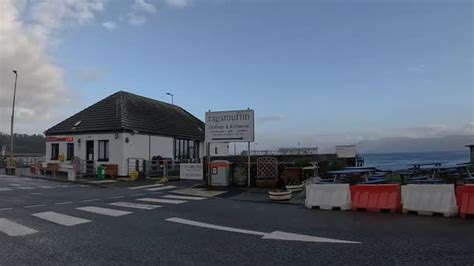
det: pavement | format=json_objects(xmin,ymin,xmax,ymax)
[{"xmin": 0, "ymin": 174, "xmax": 473, "ymax": 265}]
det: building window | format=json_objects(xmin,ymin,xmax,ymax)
[
  {"xmin": 51, "ymin": 143, "xmax": 59, "ymax": 160},
  {"xmin": 174, "ymin": 139, "xmax": 199, "ymax": 160},
  {"xmin": 66, "ymin": 143, "xmax": 74, "ymax": 160},
  {"xmin": 98, "ymin": 140, "xmax": 109, "ymax": 161}
]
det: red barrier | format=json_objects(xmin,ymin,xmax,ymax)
[
  {"xmin": 351, "ymin": 184, "xmax": 402, "ymax": 213},
  {"xmin": 457, "ymin": 185, "xmax": 474, "ymax": 218}
]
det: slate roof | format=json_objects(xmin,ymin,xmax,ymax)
[{"xmin": 45, "ymin": 91, "xmax": 205, "ymax": 140}]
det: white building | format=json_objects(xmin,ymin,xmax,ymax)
[{"xmin": 44, "ymin": 91, "xmax": 206, "ymax": 176}]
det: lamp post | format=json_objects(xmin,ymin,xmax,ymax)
[
  {"xmin": 166, "ymin": 92, "xmax": 174, "ymax": 104},
  {"xmin": 9, "ymin": 70, "xmax": 18, "ymax": 173}
]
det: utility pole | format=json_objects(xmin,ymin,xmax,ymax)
[{"xmin": 10, "ymin": 70, "xmax": 18, "ymax": 172}]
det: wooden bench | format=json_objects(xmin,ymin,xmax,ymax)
[{"xmin": 42, "ymin": 163, "xmax": 59, "ymax": 178}]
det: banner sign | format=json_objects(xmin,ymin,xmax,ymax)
[
  {"xmin": 205, "ymin": 109, "xmax": 255, "ymax": 143},
  {"xmin": 46, "ymin": 136, "xmax": 74, "ymax": 142},
  {"xmin": 180, "ymin": 163, "xmax": 203, "ymax": 180}
]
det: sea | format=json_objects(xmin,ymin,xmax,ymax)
[{"xmin": 361, "ymin": 150, "xmax": 471, "ymax": 171}]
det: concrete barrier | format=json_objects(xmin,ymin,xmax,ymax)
[
  {"xmin": 456, "ymin": 185, "xmax": 474, "ymax": 218},
  {"xmin": 401, "ymin": 184, "xmax": 458, "ymax": 217},
  {"xmin": 305, "ymin": 184, "xmax": 351, "ymax": 211}
]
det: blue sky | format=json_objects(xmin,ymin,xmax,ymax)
[{"xmin": 0, "ymin": 0, "xmax": 472, "ymax": 150}]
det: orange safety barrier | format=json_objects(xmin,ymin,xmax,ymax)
[
  {"xmin": 351, "ymin": 184, "xmax": 402, "ymax": 213},
  {"xmin": 457, "ymin": 185, "xmax": 474, "ymax": 218}
]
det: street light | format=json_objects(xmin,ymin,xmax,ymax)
[
  {"xmin": 166, "ymin": 92, "xmax": 174, "ymax": 104},
  {"xmin": 9, "ymin": 70, "xmax": 18, "ymax": 173}
]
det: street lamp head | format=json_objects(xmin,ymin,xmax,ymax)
[
  {"xmin": 12, "ymin": 70, "xmax": 17, "ymax": 74},
  {"xmin": 166, "ymin": 92, "xmax": 172, "ymax": 96}
]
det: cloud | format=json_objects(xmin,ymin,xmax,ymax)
[
  {"xmin": 102, "ymin": 21, "xmax": 116, "ymax": 31},
  {"xmin": 0, "ymin": 0, "xmax": 105, "ymax": 134},
  {"xmin": 257, "ymin": 114, "xmax": 287, "ymax": 125},
  {"xmin": 133, "ymin": 0, "xmax": 157, "ymax": 14},
  {"xmin": 73, "ymin": 67, "xmax": 104, "ymax": 83},
  {"xmin": 128, "ymin": 0, "xmax": 156, "ymax": 26},
  {"xmin": 166, "ymin": 0, "xmax": 192, "ymax": 8}
]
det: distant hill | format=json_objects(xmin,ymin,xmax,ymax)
[
  {"xmin": 356, "ymin": 135, "xmax": 474, "ymax": 154},
  {"xmin": 0, "ymin": 132, "xmax": 45, "ymax": 155}
]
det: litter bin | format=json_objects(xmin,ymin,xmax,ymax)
[
  {"xmin": 210, "ymin": 160, "xmax": 231, "ymax": 186},
  {"xmin": 97, "ymin": 165, "xmax": 105, "ymax": 180}
]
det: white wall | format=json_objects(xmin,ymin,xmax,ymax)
[
  {"xmin": 46, "ymin": 133, "xmax": 124, "ymax": 174},
  {"xmin": 46, "ymin": 132, "xmax": 203, "ymax": 176},
  {"xmin": 210, "ymin": 143, "xmax": 229, "ymax": 156}
]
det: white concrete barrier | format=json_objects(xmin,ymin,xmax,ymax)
[
  {"xmin": 305, "ymin": 184, "xmax": 351, "ymax": 211},
  {"xmin": 401, "ymin": 184, "xmax": 458, "ymax": 217}
]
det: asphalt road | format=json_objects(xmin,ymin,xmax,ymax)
[{"xmin": 0, "ymin": 175, "xmax": 473, "ymax": 265}]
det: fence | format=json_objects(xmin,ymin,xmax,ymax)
[{"xmin": 127, "ymin": 158, "xmax": 200, "ymax": 180}]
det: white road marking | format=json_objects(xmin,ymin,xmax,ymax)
[
  {"xmin": 29, "ymin": 192, "xmax": 43, "ymax": 195},
  {"xmin": 166, "ymin": 217, "xmax": 361, "ymax": 244},
  {"xmin": 261, "ymin": 231, "xmax": 361, "ymax": 244},
  {"xmin": 81, "ymin": 198, "xmax": 100, "ymax": 202},
  {"xmin": 163, "ymin": 195, "xmax": 206, "ymax": 201},
  {"xmin": 137, "ymin": 198, "xmax": 186, "ymax": 204},
  {"xmin": 24, "ymin": 204, "xmax": 46, "ymax": 209},
  {"xmin": 0, "ymin": 188, "xmax": 12, "ymax": 191},
  {"xmin": 39, "ymin": 186, "xmax": 54, "ymax": 189},
  {"xmin": 129, "ymin": 193, "xmax": 145, "ymax": 197},
  {"xmin": 32, "ymin": 211, "xmax": 90, "ymax": 226},
  {"xmin": 0, "ymin": 218, "xmax": 38, "ymax": 236},
  {"xmin": 76, "ymin": 206, "xmax": 132, "ymax": 217},
  {"xmin": 18, "ymin": 187, "xmax": 35, "ymax": 190},
  {"xmin": 0, "ymin": 208, "xmax": 13, "ymax": 211},
  {"xmin": 128, "ymin": 184, "xmax": 164, "ymax": 190},
  {"xmin": 54, "ymin": 201, "xmax": 73, "ymax": 205},
  {"xmin": 109, "ymin": 202, "xmax": 162, "ymax": 210},
  {"xmin": 166, "ymin": 217, "xmax": 265, "ymax": 236},
  {"xmin": 109, "ymin": 195, "xmax": 125, "ymax": 199},
  {"xmin": 146, "ymin": 185, "xmax": 177, "ymax": 191}
]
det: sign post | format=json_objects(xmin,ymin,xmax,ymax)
[{"xmin": 205, "ymin": 109, "xmax": 255, "ymax": 187}]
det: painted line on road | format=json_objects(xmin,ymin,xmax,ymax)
[
  {"xmin": 81, "ymin": 198, "xmax": 100, "ymax": 202},
  {"xmin": 0, "ymin": 188, "xmax": 12, "ymax": 191},
  {"xmin": 24, "ymin": 204, "xmax": 46, "ymax": 209},
  {"xmin": 39, "ymin": 186, "xmax": 54, "ymax": 189},
  {"xmin": 129, "ymin": 193, "xmax": 145, "ymax": 197},
  {"xmin": 0, "ymin": 208, "xmax": 13, "ymax": 211},
  {"xmin": 166, "ymin": 217, "xmax": 265, "ymax": 236},
  {"xmin": 146, "ymin": 185, "xmax": 177, "ymax": 191},
  {"xmin": 29, "ymin": 192, "xmax": 43, "ymax": 195},
  {"xmin": 77, "ymin": 206, "xmax": 132, "ymax": 217},
  {"xmin": 166, "ymin": 217, "xmax": 361, "ymax": 244},
  {"xmin": 109, "ymin": 195, "xmax": 125, "ymax": 199},
  {"xmin": 32, "ymin": 211, "xmax": 91, "ymax": 226},
  {"xmin": 163, "ymin": 195, "xmax": 206, "ymax": 201},
  {"xmin": 18, "ymin": 187, "xmax": 35, "ymax": 190},
  {"xmin": 137, "ymin": 198, "xmax": 186, "ymax": 204},
  {"xmin": 54, "ymin": 201, "xmax": 73, "ymax": 205},
  {"xmin": 109, "ymin": 202, "xmax": 162, "ymax": 210},
  {"xmin": 128, "ymin": 184, "xmax": 164, "ymax": 190},
  {"xmin": 0, "ymin": 218, "xmax": 38, "ymax": 236}
]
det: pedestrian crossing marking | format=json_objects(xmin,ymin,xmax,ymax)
[
  {"xmin": 0, "ymin": 188, "xmax": 12, "ymax": 191},
  {"xmin": 146, "ymin": 185, "xmax": 177, "ymax": 191},
  {"xmin": 109, "ymin": 202, "xmax": 162, "ymax": 210},
  {"xmin": 32, "ymin": 211, "xmax": 91, "ymax": 226},
  {"xmin": 137, "ymin": 198, "xmax": 186, "ymax": 204},
  {"xmin": 0, "ymin": 218, "xmax": 37, "ymax": 236},
  {"xmin": 128, "ymin": 184, "xmax": 164, "ymax": 190},
  {"xmin": 17, "ymin": 187, "xmax": 35, "ymax": 190},
  {"xmin": 163, "ymin": 195, "xmax": 206, "ymax": 201},
  {"xmin": 77, "ymin": 206, "xmax": 132, "ymax": 217}
]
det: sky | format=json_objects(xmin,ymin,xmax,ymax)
[{"xmin": 0, "ymin": 0, "xmax": 472, "ymax": 151}]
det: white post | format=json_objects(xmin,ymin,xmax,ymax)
[
  {"xmin": 247, "ymin": 142, "xmax": 251, "ymax": 187},
  {"xmin": 207, "ymin": 142, "xmax": 211, "ymax": 186}
]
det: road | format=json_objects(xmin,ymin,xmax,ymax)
[{"xmin": 0, "ymin": 175, "xmax": 473, "ymax": 265}]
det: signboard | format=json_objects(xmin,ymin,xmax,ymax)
[
  {"xmin": 46, "ymin": 136, "xmax": 74, "ymax": 142},
  {"xmin": 180, "ymin": 163, "xmax": 203, "ymax": 180},
  {"xmin": 205, "ymin": 109, "xmax": 255, "ymax": 143}
]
